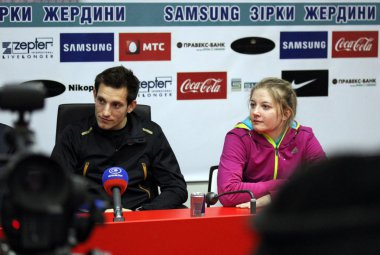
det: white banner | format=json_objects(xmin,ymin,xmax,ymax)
[{"xmin": 1, "ymin": 1, "xmax": 380, "ymax": 181}]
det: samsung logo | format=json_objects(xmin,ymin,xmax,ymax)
[
  {"xmin": 60, "ymin": 33, "xmax": 114, "ymax": 62},
  {"xmin": 280, "ymin": 31, "xmax": 328, "ymax": 59},
  {"xmin": 282, "ymin": 41, "xmax": 326, "ymax": 50},
  {"xmin": 63, "ymin": 43, "xmax": 112, "ymax": 52}
]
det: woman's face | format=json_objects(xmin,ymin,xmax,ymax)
[{"xmin": 250, "ymin": 88, "xmax": 288, "ymax": 139}]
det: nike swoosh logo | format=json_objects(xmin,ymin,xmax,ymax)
[{"xmin": 291, "ymin": 79, "xmax": 316, "ymax": 89}]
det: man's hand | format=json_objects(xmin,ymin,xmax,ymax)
[{"xmin": 236, "ymin": 194, "xmax": 271, "ymax": 208}]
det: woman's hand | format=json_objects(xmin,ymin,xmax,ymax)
[{"xmin": 236, "ymin": 194, "xmax": 271, "ymax": 208}]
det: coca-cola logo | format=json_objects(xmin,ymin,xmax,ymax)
[
  {"xmin": 332, "ymin": 31, "xmax": 378, "ymax": 58},
  {"xmin": 177, "ymin": 72, "xmax": 227, "ymax": 100},
  {"xmin": 180, "ymin": 78, "xmax": 222, "ymax": 94},
  {"xmin": 335, "ymin": 37, "xmax": 373, "ymax": 52}
]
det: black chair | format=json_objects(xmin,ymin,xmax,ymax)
[
  {"xmin": 207, "ymin": 165, "xmax": 219, "ymax": 193},
  {"xmin": 207, "ymin": 165, "xmax": 219, "ymax": 207},
  {"xmin": 55, "ymin": 103, "xmax": 151, "ymax": 143}
]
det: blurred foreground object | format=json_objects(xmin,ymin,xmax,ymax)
[
  {"xmin": 0, "ymin": 83, "xmax": 105, "ymax": 255},
  {"xmin": 254, "ymin": 155, "xmax": 380, "ymax": 255}
]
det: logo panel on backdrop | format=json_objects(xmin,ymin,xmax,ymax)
[
  {"xmin": 177, "ymin": 72, "xmax": 227, "ymax": 100},
  {"xmin": 1, "ymin": 37, "xmax": 54, "ymax": 59},
  {"xmin": 138, "ymin": 76, "xmax": 173, "ymax": 98},
  {"xmin": 231, "ymin": 36, "xmax": 275, "ymax": 55},
  {"xmin": 119, "ymin": 32, "xmax": 171, "ymax": 61},
  {"xmin": 282, "ymin": 70, "xmax": 329, "ymax": 97},
  {"xmin": 332, "ymin": 31, "xmax": 378, "ymax": 58},
  {"xmin": 280, "ymin": 31, "xmax": 328, "ymax": 59},
  {"xmin": 60, "ymin": 33, "xmax": 114, "ymax": 62}
]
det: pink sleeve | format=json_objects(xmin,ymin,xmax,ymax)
[
  {"xmin": 304, "ymin": 131, "xmax": 327, "ymax": 163},
  {"xmin": 217, "ymin": 132, "xmax": 285, "ymax": 206}
]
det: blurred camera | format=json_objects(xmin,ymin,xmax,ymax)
[
  {"xmin": 1, "ymin": 153, "xmax": 91, "ymax": 254},
  {"xmin": 0, "ymin": 83, "xmax": 105, "ymax": 255}
]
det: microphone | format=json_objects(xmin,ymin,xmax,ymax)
[
  {"xmin": 102, "ymin": 167, "xmax": 129, "ymax": 222},
  {"xmin": 205, "ymin": 190, "xmax": 256, "ymax": 214}
]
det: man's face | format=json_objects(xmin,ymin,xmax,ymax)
[{"xmin": 93, "ymin": 83, "xmax": 134, "ymax": 130}]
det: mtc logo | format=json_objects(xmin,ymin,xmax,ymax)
[
  {"xmin": 119, "ymin": 33, "xmax": 171, "ymax": 61},
  {"xmin": 126, "ymin": 41, "xmax": 165, "ymax": 54}
]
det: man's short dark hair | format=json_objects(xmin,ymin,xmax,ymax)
[{"xmin": 94, "ymin": 66, "xmax": 140, "ymax": 105}]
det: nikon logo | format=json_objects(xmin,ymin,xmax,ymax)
[{"xmin": 68, "ymin": 84, "xmax": 94, "ymax": 92}]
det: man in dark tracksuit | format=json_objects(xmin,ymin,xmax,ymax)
[{"xmin": 51, "ymin": 66, "xmax": 187, "ymax": 210}]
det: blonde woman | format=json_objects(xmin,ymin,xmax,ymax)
[{"xmin": 218, "ymin": 78, "xmax": 326, "ymax": 208}]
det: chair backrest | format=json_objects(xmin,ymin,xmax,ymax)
[
  {"xmin": 207, "ymin": 165, "xmax": 219, "ymax": 193},
  {"xmin": 207, "ymin": 165, "xmax": 222, "ymax": 207},
  {"xmin": 55, "ymin": 103, "xmax": 151, "ymax": 143}
]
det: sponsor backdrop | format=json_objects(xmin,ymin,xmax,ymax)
[{"xmin": 1, "ymin": 1, "xmax": 380, "ymax": 181}]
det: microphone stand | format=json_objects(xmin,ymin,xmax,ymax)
[{"xmin": 112, "ymin": 187, "xmax": 125, "ymax": 222}]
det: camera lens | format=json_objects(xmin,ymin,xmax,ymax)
[
  {"xmin": 23, "ymin": 167, "xmax": 49, "ymax": 193},
  {"xmin": 9, "ymin": 153, "xmax": 70, "ymax": 212}
]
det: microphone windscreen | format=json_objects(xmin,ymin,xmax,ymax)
[
  {"xmin": 102, "ymin": 167, "xmax": 129, "ymax": 196},
  {"xmin": 205, "ymin": 192, "xmax": 219, "ymax": 205}
]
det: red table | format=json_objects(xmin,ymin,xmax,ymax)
[
  {"xmin": 74, "ymin": 207, "xmax": 259, "ymax": 255},
  {"xmin": 0, "ymin": 207, "xmax": 260, "ymax": 255}
]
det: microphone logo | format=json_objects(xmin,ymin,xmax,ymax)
[
  {"xmin": 109, "ymin": 167, "xmax": 122, "ymax": 174},
  {"xmin": 103, "ymin": 167, "xmax": 128, "ymax": 180}
]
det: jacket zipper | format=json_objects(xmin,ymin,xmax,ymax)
[
  {"xmin": 83, "ymin": 161, "xmax": 90, "ymax": 176},
  {"xmin": 274, "ymin": 148, "xmax": 279, "ymax": 179},
  {"xmin": 262, "ymin": 134, "xmax": 279, "ymax": 180},
  {"xmin": 263, "ymin": 126, "xmax": 289, "ymax": 180},
  {"xmin": 141, "ymin": 162, "xmax": 147, "ymax": 180},
  {"xmin": 138, "ymin": 184, "xmax": 151, "ymax": 199}
]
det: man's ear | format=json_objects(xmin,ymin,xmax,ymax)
[
  {"xmin": 127, "ymin": 100, "xmax": 137, "ymax": 113},
  {"xmin": 93, "ymin": 89, "xmax": 97, "ymax": 102}
]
